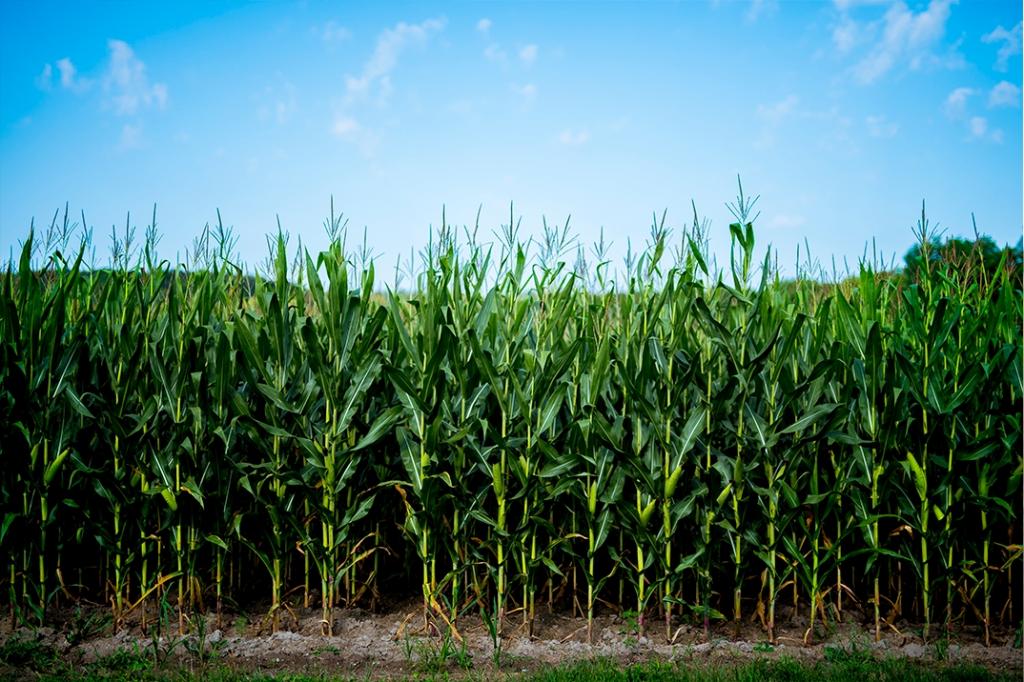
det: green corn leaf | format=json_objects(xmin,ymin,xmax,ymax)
[{"xmin": 905, "ymin": 452, "xmax": 928, "ymax": 502}]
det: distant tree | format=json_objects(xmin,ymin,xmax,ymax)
[{"xmin": 902, "ymin": 233, "xmax": 1022, "ymax": 285}]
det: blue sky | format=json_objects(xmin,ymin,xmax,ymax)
[{"xmin": 0, "ymin": 1, "xmax": 1021, "ymax": 277}]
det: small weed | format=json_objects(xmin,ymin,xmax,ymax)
[
  {"xmin": 823, "ymin": 640, "xmax": 873, "ymax": 665},
  {"xmin": 933, "ymin": 634, "xmax": 950, "ymax": 661},
  {"xmin": 753, "ymin": 641, "xmax": 775, "ymax": 653},
  {"xmin": 480, "ymin": 600, "xmax": 504, "ymax": 667},
  {"xmin": 311, "ymin": 643, "xmax": 341, "ymax": 656},
  {"xmin": 65, "ymin": 605, "xmax": 111, "ymax": 646},
  {"xmin": 147, "ymin": 591, "xmax": 183, "ymax": 669},
  {"xmin": 412, "ymin": 627, "xmax": 473, "ymax": 674},
  {"xmin": 619, "ymin": 609, "xmax": 640, "ymax": 636},
  {"xmin": 183, "ymin": 613, "xmax": 226, "ymax": 664},
  {"xmin": 94, "ymin": 645, "xmax": 150, "ymax": 675},
  {"xmin": 400, "ymin": 632, "xmax": 415, "ymax": 663},
  {"xmin": 0, "ymin": 635, "xmax": 58, "ymax": 671}
]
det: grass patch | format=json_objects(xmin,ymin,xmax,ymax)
[
  {"xmin": 3, "ymin": 654, "xmax": 1016, "ymax": 682},
  {"xmin": 526, "ymin": 658, "xmax": 1015, "ymax": 682},
  {"xmin": 0, "ymin": 635, "xmax": 59, "ymax": 673}
]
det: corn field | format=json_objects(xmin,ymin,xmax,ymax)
[{"xmin": 1, "ymin": 196, "xmax": 1021, "ymax": 647}]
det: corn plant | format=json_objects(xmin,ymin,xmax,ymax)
[{"xmin": 300, "ymin": 234, "xmax": 394, "ymax": 634}]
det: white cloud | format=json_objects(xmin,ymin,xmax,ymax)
[
  {"xmin": 833, "ymin": 16, "xmax": 860, "ymax": 53},
  {"xmin": 865, "ymin": 114, "xmax": 898, "ymax": 137},
  {"xmin": 344, "ymin": 18, "xmax": 445, "ymax": 101},
  {"xmin": 56, "ymin": 58, "xmax": 95, "ymax": 95},
  {"xmin": 833, "ymin": 0, "xmax": 890, "ymax": 10},
  {"xmin": 104, "ymin": 40, "xmax": 167, "ymax": 115},
  {"xmin": 558, "ymin": 129, "xmax": 590, "ymax": 146},
  {"xmin": 36, "ymin": 56, "xmax": 93, "ymax": 94},
  {"xmin": 275, "ymin": 99, "xmax": 293, "ymax": 123},
  {"xmin": 119, "ymin": 123, "xmax": 142, "ymax": 150},
  {"xmin": 968, "ymin": 116, "xmax": 987, "ymax": 137},
  {"xmin": 330, "ymin": 18, "xmax": 444, "ymax": 154},
  {"xmin": 512, "ymin": 83, "xmax": 537, "ymax": 101},
  {"xmin": 757, "ymin": 95, "xmax": 799, "ymax": 124},
  {"xmin": 35, "ymin": 64, "xmax": 53, "ymax": 91},
  {"xmin": 988, "ymin": 81, "xmax": 1021, "ymax": 108},
  {"xmin": 484, "ymin": 43, "xmax": 507, "ymax": 62},
  {"xmin": 843, "ymin": 0, "xmax": 957, "ymax": 85},
  {"xmin": 319, "ymin": 20, "xmax": 352, "ymax": 43},
  {"xmin": 329, "ymin": 115, "xmax": 378, "ymax": 157},
  {"xmin": 944, "ymin": 86, "xmax": 973, "ymax": 118},
  {"xmin": 259, "ymin": 82, "xmax": 298, "ymax": 124},
  {"xmin": 746, "ymin": 0, "xmax": 779, "ymax": 23},
  {"xmin": 766, "ymin": 214, "xmax": 806, "ymax": 230},
  {"xmin": 519, "ymin": 44, "xmax": 538, "ymax": 64},
  {"xmin": 982, "ymin": 22, "xmax": 1022, "ymax": 72},
  {"xmin": 944, "ymin": 87, "xmax": 1007, "ymax": 141},
  {"xmin": 965, "ymin": 116, "xmax": 1003, "ymax": 143},
  {"xmin": 56, "ymin": 58, "xmax": 77, "ymax": 88},
  {"xmin": 332, "ymin": 116, "xmax": 360, "ymax": 137},
  {"xmin": 753, "ymin": 97, "xmax": 858, "ymax": 152},
  {"xmin": 755, "ymin": 95, "xmax": 801, "ymax": 148},
  {"xmin": 476, "ymin": 18, "xmax": 492, "ymax": 34}
]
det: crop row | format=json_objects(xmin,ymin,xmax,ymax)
[{"xmin": 1, "ymin": 200, "xmax": 1020, "ymax": 644}]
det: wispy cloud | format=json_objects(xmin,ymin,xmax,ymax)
[
  {"xmin": 754, "ymin": 96, "xmax": 858, "ymax": 153},
  {"xmin": 104, "ymin": 40, "xmax": 167, "ymax": 115},
  {"xmin": 329, "ymin": 114, "xmax": 378, "ymax": 157},
  {"xmin": 36, "ymin": 40, "xmax": 166, "ymax": 119},
  {"xmin": 832, "ymin": 16, "xmax": 861, "ymax": 53},
  {"xmin": 967, "ymin": 116, "xmax": 1001, "ymax": 142},
  {"xmin": 835, "ymin": 0, "xmax": 959, "ymax": 85},
  {"xmin": 865, "ymin": 114, "xmax": 898, "ymax": 138},
  {"xmin": 482, "ymin": 36, "xmax": 538, "ymax": 67},
  {"xmin": 35, "ymin": 63, "xmax": 53, "ymax": 91},
  {"xmin": 57, "ymin": 59, "xmax": 80, "ymax": 90},
  {"xmin": 746, "ymin": 0, "xmax": 779, "ymax": 23},
  {"xmin": 332, "ymin": 18, "xmax": 444, "ymax": 155},
  {"xmin": 755, "ymin": 95, "xmax": 800, "ymax": 148},
  {"xmin": 484, "ymin": 43, "xmax": 507, "ymax": 62},
  {"xmin": 988, "ymin": 80, "xmax": 1021, "ymax": 108},
  {"xmin": 259, "ymin": 81, "xmax": 298, "ymax": 124},
  {"xmin": 558, "ymin": 129, "xmax": 590, "ymax": 146},
  {"xmin": 968, "ymin": 116, "xmax": 987, "ymax": 137},
  {"xmin": 944, "ymin": 86, "xmax": 973, "ymax": 118},
  {"xmin": 757, "ymin": 94, "xmax": 799, "ymax": 125},
  {"xmin": 344, "ymin": 18, "xmax": 446, "ymax": 102},
  {"xmin": 476, "ymin": 18, "xmax": 492, "ymax": 34},
  {"xmin": 944, "ymin": 87, "xmax": 1003, "ymax": 142},
  {"xmin": 512, "ymin": 83, "xmax": 537, "ymax": 102},
  {"xmin": 332, "ymin": 116, "xmax": 360, "ymax": 138},
  {"xmin": 982, "ymin": 22, "xmax": 1022, "ymax": 72},
  {"xmin": 36, "ymin": 57, "xmax": 91, "ymax": 93},
  {"xmin": 833, "ymin": 0, "xmax": 890, "ymax": 11},
  {"xmin": 317, "ymin": 20, "xmax": 352, "ymax": 44},
  {"xmin": 766, "ymin": 213, "xmax": 806, "ymax": 230},
  {"xmin": 118, "ymin": 123, "xmax": 142, "ymax": 150}
]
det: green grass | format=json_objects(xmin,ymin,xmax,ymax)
[
  {"xmin": 2, "ymin": 636, "xmax": 1017, "ymax": 682},
  {"xmin": 2, "ymin": 655, "xmax": 1016, "ymax": 682}
]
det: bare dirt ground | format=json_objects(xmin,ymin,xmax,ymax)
[{"xmin": 2, "ymin": 600, "xmax": 1021, "ymax": 679}]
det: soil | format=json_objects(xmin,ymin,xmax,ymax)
[{"xmin": 1, "ymin": 600, "xmax": 1020, "ymax": 679}]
